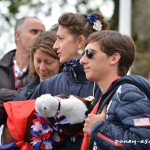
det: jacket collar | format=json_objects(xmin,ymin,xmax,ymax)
[
  {"xmin": 0, "ymin": 49, "xmax": 16, "ymax": 67},
  {"xmin": 63, "ymin": 60, "xmax": 88, "ymax": 83}
]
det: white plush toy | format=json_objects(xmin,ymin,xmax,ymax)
[{"xmin": 35, "ymin": 94, "xmax": 94, "ymax": 124}]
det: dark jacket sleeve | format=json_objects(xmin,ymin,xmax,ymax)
[
  {"xmin": 0, "ymin": 88, "xmax": 15, "ymax": 127},
  {"xmin": 0, "ymin": 106, "xmax": 7, "ymax": 127},
  {"xmin": 91, "ymin": 84, "xmax": 150, "ymax": 150},
  {"xmin": 30, "ymin": 83, "xmax": 43, "ymax": 99},
  {"xmin": 14, "ymin": 85, "xmax": 35, "ymax": 101},
  {"xmin": 0, "ymin": 88, "xmax": 16, "ymax": 102}
]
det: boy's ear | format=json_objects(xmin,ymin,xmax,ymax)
[
  {"xmin": 110, "ymin": 53, "xmax": 121, "ymax": 65},
  {"xmin": 76, "ymin": 35, "xmax": 86, "ymax": 49}
]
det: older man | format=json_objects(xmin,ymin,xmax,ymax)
[{"xmin": 0, "ymin": 16, "xmax": 45, "ymax": 144}]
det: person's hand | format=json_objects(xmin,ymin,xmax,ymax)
[{"xmin": 83, "ymin": 105, "xmax": 107, "ymax": 135}]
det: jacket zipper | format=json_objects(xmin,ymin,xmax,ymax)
[
  {"xmin": 97, "ymin": 132, "xmax": 124, "ymax": 148},
  {"xmin": 71, "ymin": 66, "xmax": 77, "ymax": 79}
]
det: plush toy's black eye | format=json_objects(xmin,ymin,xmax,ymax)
[{"xmin": 44, "ymin": 107, "xmax": 47, "ymax": 110}]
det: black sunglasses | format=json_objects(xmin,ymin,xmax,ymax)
[{"xmin": 82, "ymin": 48, "xmax": 95, "ymax": 59}]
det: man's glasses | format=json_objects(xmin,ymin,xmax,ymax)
[{"xmin": 82, "ymin": 48, "xmax": 96, "ymax": 59}]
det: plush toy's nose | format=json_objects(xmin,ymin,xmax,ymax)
[{"xmin": 44, "ymin": 107, "xmax": 47, "ymax": 110}]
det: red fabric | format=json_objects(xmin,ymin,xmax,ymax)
[
  {"xmin": 81, "ymin": 101, "xmax": 100, "ymax": 150},
  {"xmin": 4, "ymin": 100, "xmax": 36, "ymax": 150},
  {"xmin": 16, "ymin": 141, "xmax": 33, "ymax": 150}
]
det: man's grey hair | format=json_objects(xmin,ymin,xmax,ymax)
[{"xmin": 14, "ymin": 16, "xmax": 39, "ymax": 32}]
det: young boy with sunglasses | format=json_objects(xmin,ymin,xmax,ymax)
[{"xmin": 80, "ymin": 30, "xmax": 150, "ymax": 150}]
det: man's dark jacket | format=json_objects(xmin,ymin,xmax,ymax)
[{"xmin": 0, "ymin": 50, "xmax": 33, "ymax": 126}]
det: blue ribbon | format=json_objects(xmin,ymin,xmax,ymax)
[{"xmin": 0, "ymin": 142, "xmax": 16, "ymax": 150}]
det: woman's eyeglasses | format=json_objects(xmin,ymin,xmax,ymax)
[{"xmin": 82, "ymin": 48, "xmax": 95, "ymax": 59}]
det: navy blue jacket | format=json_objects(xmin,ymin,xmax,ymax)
[
  {"xmin": 91, "ymin": 75, "xmax": 150, "ymax": 150},
  {"xmin": 31, "ymin": 61, "xmax": 101, "ymax": 100},
  {"xmin": 14, "ymin": 77, "xmax": 40, "ymax": 101},
  {"xmin": 31, "ymin": 60, "xmax": 101, "ymax": 150}
]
